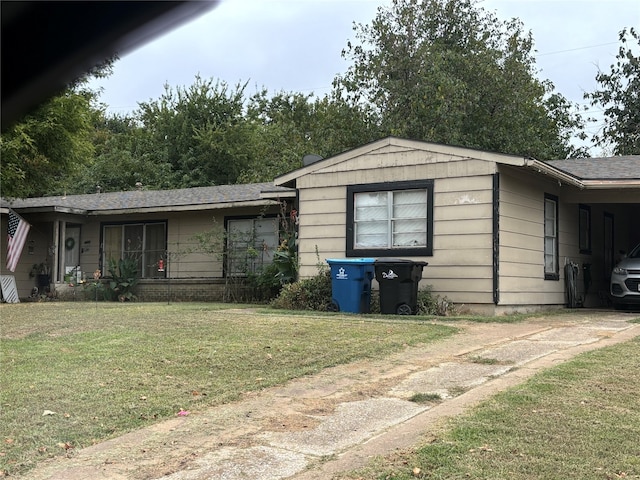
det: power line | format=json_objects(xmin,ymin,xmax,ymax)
[{"xmin": 536, "ymin": 42, "xmax": 619, "ymax": 57}]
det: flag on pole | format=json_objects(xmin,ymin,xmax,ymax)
[{"xmin": 6, "ymin": 210, "xmax": 30, "ymax": 272}]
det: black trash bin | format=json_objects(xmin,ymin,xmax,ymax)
[{"xmin": 374, "ymin": 258, "xmax": 428, "ymax": 315}]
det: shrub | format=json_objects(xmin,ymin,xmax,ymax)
[
  {"xmin": 416, "ymin": 285, "xmax": 457, "ymax": 316},
  {"xmin": 104, "ymin": 258, "xmax": 140, "ymax": 302},
  {"xmin": 247, "ymin": 262, "xmax": 284, "ymax": 303},
  {"xmin": 271, "ymin": 269, "xmax": 332, "ymax": 311}
]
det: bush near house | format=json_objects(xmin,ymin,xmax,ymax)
[{"xmin": 270, "ymin": 268, "xmax": 455, "ymax": 315}]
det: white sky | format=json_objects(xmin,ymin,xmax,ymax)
[{"xmin": 89, "ymin": 0, "xmax": 640, "ymax": 153}]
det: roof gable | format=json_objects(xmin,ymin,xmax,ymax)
[{"xmin": 274, "ymin": 136, "xmax": 526, "ymax": 186}]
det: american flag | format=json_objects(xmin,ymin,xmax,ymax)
[{"xmin": 6, "ymin": 210, "xmax": 30, "ymax": 272}]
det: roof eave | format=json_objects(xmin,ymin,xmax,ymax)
[
  {"xmin": 581, "ymin": 179, "xmax": 640, "ymax": 189},
  {"xmin": 86, "ymin": 199, "xmax": 280, "ymax": 216},
  {"xmin": 524, "ymin": 159, "xmax": 585, "ymax": 189}
]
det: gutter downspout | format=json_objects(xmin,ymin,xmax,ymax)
[{"xmin": 492, "ymin": 173, "xmax": 500, "ymax": 305}]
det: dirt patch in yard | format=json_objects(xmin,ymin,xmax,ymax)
[{"xmin": 17, "ymin": 312, "xmax": 640, "ymax": 480}]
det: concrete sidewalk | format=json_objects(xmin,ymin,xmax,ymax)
[{"xmin": 21, "ymin": 312, "xmax": 640, "ymax": 480}]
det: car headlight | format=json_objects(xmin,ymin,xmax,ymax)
[{"xmin": 613, "ymin": 266, "xmax": 628, "ymax": 275}]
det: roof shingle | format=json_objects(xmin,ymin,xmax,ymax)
[
  {"xmin": 3, "ymin": 183, "xmax": 294, "ymax": 213},
  {"xmin": 545, "ymin": 156, "xmax": 640, "ymax": 180}
]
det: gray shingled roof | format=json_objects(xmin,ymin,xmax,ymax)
[
  {"xmin": 3, "ymin": 183, "xmax": 294, "ymax": 213},
  {"xmin": 545, "ymin": 156, "xmax": 640, "ymax": 180}
]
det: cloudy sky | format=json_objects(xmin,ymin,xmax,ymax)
[{"xmin": 90, "ymin": 0, "xmax": 639, "ymax": 151}]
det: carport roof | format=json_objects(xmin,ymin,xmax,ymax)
[
  {"xmin": 1, "ymin": 182, "xmax": 295, "ymax": 215},
  {"xmin": 545, "ymin": 156, "xmax": 640, "ymax": 180}
]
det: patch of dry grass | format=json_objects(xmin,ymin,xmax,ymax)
[
  {"xmin": 346, "ymin": 336, "xmax": 640, "ymax": 480},
  {"xmin": 0, "ymin": 302, "xmax": 456, "ymax": 476}
]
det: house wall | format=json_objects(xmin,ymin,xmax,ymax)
[
  {"xmin": 0, "ymin": 214, "xmax": 53, "ymax": 299},
  {"xmin": 295, "ymin": 147, "xmax": 498, "ymax": 309},
  {"xmin": 293, "ymin": 144, "xmax": 639, "ymax": 315},
  {"xmin": 76, "ymin": 206, "xmax": 279, "ymax": 281},
  {"xmin": 498, "ymin": 166, "xmax": 640, "ymax": 312},
  {"xmin": 499, "ymin": 168, "xmax": 566, "ymax": 309},
  {"xmin": 2, "ymin": 204, "xmax": 279, "ymax": 301}
]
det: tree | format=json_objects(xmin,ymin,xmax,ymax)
[
  {"xmin": 334, "ymin": 0, "xmax": 585, "ymax": 159},
  {"xmin": 0, "ymin": 90, "xmax": 97, "ymax": 198},
  {"xmin": 68, "ymin": 115, "xmax": 176, "ymax": 194},
  {"xmin": 136, "ymin": 77, "xmax": 253, "ymax": 187},
  {"xmin": 0, "ymin": 61, "xmax": 113, "ymax": 198},
  {"xmin": 239, "ymin": 90, "xmax": 381, "ymax": 183},
  {"xmin": 585, "ymin": 28, "xmax": 640, "ymax": 155}
]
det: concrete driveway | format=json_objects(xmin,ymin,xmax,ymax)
[{"xmin": 21, "ymin": 311, "xmax": 640, "ymax": 480}]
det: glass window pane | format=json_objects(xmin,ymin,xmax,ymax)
[
  {"xmin": 253, "ymin": 218, "xmax": 278, "ymax": 268},
  {"xmin": 355, "ymin": 221, "xmax": 388, "ymax": 247},
  {"xmin": 393, "ymin": 190, "xmax": 427, "ymax": 219},
  {"xmin": 393, "ymin": 219, "xmax": 426, "ymax": 246},
  {"xmin": 356, "ymin": 205, "xmax": 388, "ymax": 221},
  {"xmin": 124, "ymin": 225, "xmax": 143, "ymax": 253},
  {"xmin": 227, "ymin": 218, "xmax": 278, "ymax": 274},
  {"xmin": 145, "ymin": 223, "xmax": 166, "ymax": 278},
  {"xmin": 103, "ymin": 226, "xmax": 122, "ymax": 264}
]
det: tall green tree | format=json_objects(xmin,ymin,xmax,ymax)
[
  {"xmin": 0, "ymin": 61, "xmax": 115, "ymax": 198},
  {"xmin": 239, "ymin": 90, "xmax": 380, "ymax": 183},
  {"xmin": 335, "ymin": 0, "xmax": 585, "ymax": 159},
  {"xmin": 0, "ymin": 88, "xmax": 97, "ymax": 198},
  {"xmin": 136, "ymin": 77, "xmax": 253, "ymax": 187},
  {"xmin": 68, "ymin": 115, "xmax": 176, "ymax": 194},
  {"xmin": 585, "ymin": 28, "xmax": 640, "ymax": 155}
]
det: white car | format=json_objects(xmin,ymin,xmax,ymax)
[{"xmin": 610, "ymin": 243, "xmax": 640, "ymax": 310}]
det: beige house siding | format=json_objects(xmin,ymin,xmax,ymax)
[
  {"xmin": 0, "ymin": 218, "xmax": 53, "ymax": 296},
  {"xmin": 295, "ymin": 144, "xmax": 499, "ymax": 307},
  {"xmin": 88, "ymin": 207, "xmax": 280, "ymax": 280},
  {"xmin": 1, "ymin": 202, "xmax": 281, "ymax": 299},
  {"xmin": 498, "ymin": 166, "xmax": 639, "ymax": 309}
]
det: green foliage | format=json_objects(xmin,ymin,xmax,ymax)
[
  {"xmin": 272, "ymin": 204, "xmax": 299, "ymax": 284},
  {"xmin": 105, "ymin": 258, "xmax": 140, "ymax": 301},
  {"xmin": 585, "ymin": 27, "xmax": 640, "ymax": 155},
  {"xmin": 239, "ymin": 91, "xmax": 380, "ymax": 183},
  {"xmin": 271, "ymin": 269, "xmax": 333, "ymax": 311},
  {"xmin": 416, "ymin": 285, "xmax": 458, "ymax": 316},
  {"xmin": 335, "ymin": 0, "xmax": 585, "ymax": 159},
  {"xmin": 246, "ymin": 262, "xmax": 283, "ymax": 303},
  {"xmin": 0, "ymin": 88, "xmax": 96, "ymax": 198},
  {"xmin": 136, "ymin": 77, "xmax": 253, "ymax": 187},
  {"xmin": 68, "ymin": 115, "xmax": 176, "ymax": 194}
]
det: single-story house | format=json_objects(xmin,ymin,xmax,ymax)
[
  {"xmin": 274, "ymin": 137, "xmax": 640, "ymax": 314},
  {"xmin": 2, "ymin": 136, "xmax": 639, "ymax": 313},
  {"xmin": 1, "ymin": 183, "xmax": 295, "ymax": 301}
]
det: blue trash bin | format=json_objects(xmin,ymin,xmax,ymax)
[{"xmin": 326, "ymin": 258, "xmax": 376, "ymax": 313}]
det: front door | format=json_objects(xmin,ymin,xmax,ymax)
[{"xmin": 64, "ymin": 226, "xmax": 81, "ymax": 281}]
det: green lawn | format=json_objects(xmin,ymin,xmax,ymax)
[
  {"xmin": 345, "ymin": 335, "xmax": 640, "ymax": 480},
  {"xmin": 0, "ymin": 302, "xmax": 456, "ymax": 476}
]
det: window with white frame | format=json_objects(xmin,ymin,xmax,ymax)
[
  {"xmin": 102, "ymin": 222, "xmax": 167, "ymax": 278},
  {"xmin": 544, "ymin": 194, "xmax": 559, "ymax": 280},
  {"xmin": 346, "ymin": 180, "xmax": 434, "ymax": 257},
  {"xmin": 226, "ymin": 217, "xmax": 279, "ymax": 275}
]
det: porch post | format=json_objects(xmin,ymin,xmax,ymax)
[
  {"xmin": 58, "ymin": 220, "xmax": 66, "ymax": 282},
  {"xmin": 52, "ymin": 220, "xmax": 60, "ymax": 283}
]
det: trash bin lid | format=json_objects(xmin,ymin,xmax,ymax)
[
  {"xmin": 326, "ymin": 258, "xmax": 376, "ymax": 264},
  {"xmin": 374, "ymin": 258, "xmax": 414, "ymax": 264}
]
